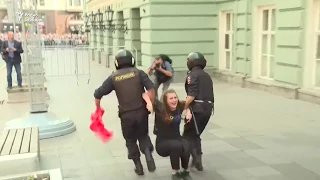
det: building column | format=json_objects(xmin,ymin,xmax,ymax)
[
  {"xmin": 95, "ymin": 29, "xmax": 102, "ymax": 64},
  {"xmin": 103, "ymin": 29, "xmax": 113, "ymax": 68},
  {"xmin": 90, "ymin": 29, "xmax": 95, "ymax": 61},
  {"xmin": 99, "ymin": 29, "xmax": 105, "ymax": 64},
  {"xmin": 112, "ymin": 12, "xmax": 125, "ymax": 54},
  {"xmin": 139, "ymin": 2, "xmax": 216, "ymax": 82},
  {"xmin": 124, "ymin": 8, "xmax": 142, "ymax": 66}
]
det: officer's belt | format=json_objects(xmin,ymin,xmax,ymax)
[{"xmin": 194, "ymin": 100, "xmax": 213, "ymax": 104}]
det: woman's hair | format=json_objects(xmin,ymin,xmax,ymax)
[{"xmin": 159, "ymin": 89, "xmax": 184, "ymax": 118}]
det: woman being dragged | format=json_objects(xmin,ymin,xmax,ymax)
[{"xmin": 144, "ymin": 89, "xmax": 193, "ymax": 180}]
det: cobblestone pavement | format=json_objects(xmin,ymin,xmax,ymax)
[{"xmin": 1, "ymin": 61, "xmax": 320, "ymax": 180}]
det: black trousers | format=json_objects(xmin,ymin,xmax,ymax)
[
  {"xmin": 155, "ymin": 137, "xmax": 190, "ymax": 170},
  {"xmin": 183, "ymin": 111, "xmax": 211, "ymax": 155},
  {"xmin": 120, "ymin": 107, "xmax": 154, "ymax": 160}
]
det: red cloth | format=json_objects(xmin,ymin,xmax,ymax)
[{"xmin": 90, "ymin": 108, "xmax": 113, "ymax": 143}]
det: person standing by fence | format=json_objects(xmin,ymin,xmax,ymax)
[{"xmin": 1, "ymin": 31, "xmax": 24, "ymax": 89}]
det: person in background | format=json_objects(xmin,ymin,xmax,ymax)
[
  {"xmin": 146, "ymin": 54, "xmax": 174, "ymax": 98},
  {"xmin": 1, "ymin": 31, "xmax": 24, "ymax": 89}
]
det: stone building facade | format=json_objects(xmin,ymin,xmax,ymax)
[{"xmin": 85, "ymin": 0, "xmax": 320, "ymax": 104}]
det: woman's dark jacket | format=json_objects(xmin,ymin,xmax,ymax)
[{"xmin": 153, "ymin": 100, "xmax": 185, "ymax": 138}]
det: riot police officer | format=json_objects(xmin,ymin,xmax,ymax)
[
  {"xmin": 182, "ymin": 52, "xmax": 214, "ymax": 171},
  {"xmin": 94, "ymin": 49, "xmax": 156, "ymax": 175}
]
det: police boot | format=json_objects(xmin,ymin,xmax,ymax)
[
  {"xmin": 190, "ymin": 150, "xmax": 197, "ymax": 167},
  {"xmin": 133, "ymin": 159, "xmax": 144, "ymax": 175},
  {"xmin": 195, "ymin": 154, "xmax": 203, "ymax": 171},
  {"xmin": 144, "ymin": 148, "xmax": 156, "ymax": 172}
]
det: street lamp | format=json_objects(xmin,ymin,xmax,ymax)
[
  {"xmin": 83, "ymin": 13, "xmax": 90, "ymax": 33},
  {"xmin": 96, "ymin": 9, "xmax": 103, "ymax": 30},
  {"xmin": 102, "ymin": 6, "xmax": 127, "ymax": 33},
  {"xmin": 82, "ymin": 7, "xmax": 127, "ymax": 33},
  {"xmin": 90, "ymin": 11, "xmax": 96, "ymax": 28},
  {"xmin": 105, "ymin": 6, "xmax": 114, "ymax": 26},
  {"xmin": 83, "ymin": 12, "xmax": 93, "ymax": 44}
]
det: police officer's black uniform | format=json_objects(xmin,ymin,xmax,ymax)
[
  {"xmin": 183, "ymin": 52, "xmax": 214, "ymax": 171},
  {"xmin": 94, "ymin": 49, "xmax": 156, "ymax": 175}
]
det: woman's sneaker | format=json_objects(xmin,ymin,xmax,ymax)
[
  {"xmin": 171, "ymin": 172, "xmax": 182, "ymax": 180},
  {"xmin": 180, "ymin": 170, "xmax": 193, "ymax": 180}
]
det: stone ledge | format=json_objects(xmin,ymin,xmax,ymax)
[
  {"xmin": 0, "ymin": 169, "xmax": 62, "ymax": 180},
  {"xmin": 212, "ymin": 69, "xmax": 246, "ymax": 87},
  {"xmin": 22, "ymin": 72, "xmax": 46, "ymax": 77},
  {"xmin": 298, "ymin": 88, "xmax": 320, "ymax": 105},
  {"xmin": 7, "ymin": 86, "xmax": 50, "ymax": 104},
  {"xmin": 211, "ymin": 70, "xmax": 300, "ymax": 99},
  {"xmin": 245, "ymin": 78, "xmax": 299, "ymax": 99},
  {"xmin": 210, "ymin": 70, "xmax": 320, "ymax": 104},
  {"xmin": 7, "ymin": 86, "xmax": 47, "ymax": 93}
]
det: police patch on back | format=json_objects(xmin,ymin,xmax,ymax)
[{"xmin": 114, "ymin": 72, "xmax": 135, "ymax": 82}]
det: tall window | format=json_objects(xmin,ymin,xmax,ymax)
[
  {"xmin": 313, "ymin": 1, "xmax": 320, "ymax": 87},
  {"xmin": 220, "ymin": 12, "xmax": 233, "ymax": 70},
  {"xmin": 258, "ymin": 7, "xmax": 276, "ymax": 79},
  {"xmin": 75, "ymin": 0, "xmax": 81, "ymax": 6}
]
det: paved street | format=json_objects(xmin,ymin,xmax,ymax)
[
  {"xmin": 1, "ymin": 59, "xmax": 320, "ymax": 180},
  {"xmin": 0, "ymin": 60, "xmax": 4, "ymax": 70}
]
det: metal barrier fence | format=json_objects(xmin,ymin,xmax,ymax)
[
  {"xmin": 17, "ymin": 45, "xmax": 138, "ymax": 85},
  {"xmin": 42, "ymin": 45, "xmax": 92, "ymax": 84},
  {"xmin": 41, "ymin": 40, "xmax": 89, "ymax": 46},
  {"xmin": 98, "ymin": 46, "xmax": 139, "ymax": 69}
]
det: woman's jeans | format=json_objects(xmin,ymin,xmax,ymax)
[{"xmin": 155, "ymin": 137, "xmax": 190, "ymax": 170}]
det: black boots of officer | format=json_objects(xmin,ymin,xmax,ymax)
[
  {"xmin": 133, "ymin": 158, "xmax": 144, "ymax": 175},
  {"xmin": 133, "ymin": 148, "xmax": 156, "ymax": 176},
  {"xmin": 144, "ymin": 147, "xmax": 156, "ymax": 172},
  {"xmin": 191, "ymin": 150, "xmax": 203, "ymax": 171}
]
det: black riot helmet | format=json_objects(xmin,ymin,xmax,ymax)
[
  {"xmin": 187, "ymin": 52, "xmax": 207, "ymax": 70},
  {"xmin": 114, "ymin": 49, "xmax": 135, "ymax": 70}
]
